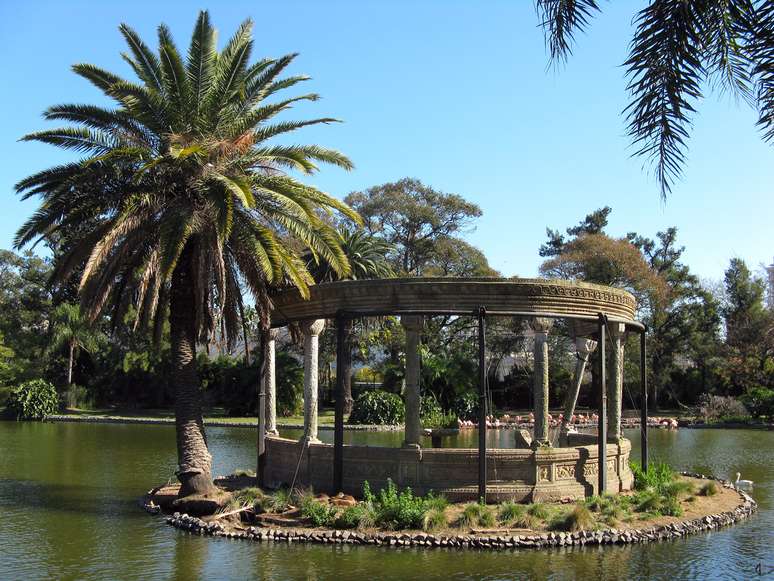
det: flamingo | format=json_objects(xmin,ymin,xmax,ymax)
[{"xmin": 735, "ymin": 473, "xmax": 754, "ymax": 489}]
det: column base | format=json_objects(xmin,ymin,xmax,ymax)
[{"xmin": 531, "ymin": 440, "xmax": 552, "ymax": 450}]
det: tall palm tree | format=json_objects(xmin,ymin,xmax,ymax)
[
  {"xmin": 14, "ymin": 11, "xmax": 357, "ymax": 496},
  {"xmin": 536, "ymin": 0, "xmax": 773, "ymax": 199},
  {"xmin": 47, "ymin": 303, "xmax": 104, "ymax": 387},
  {"xmin": 306, "ymin": 227, "xmax": 394, "ymax": 413}
]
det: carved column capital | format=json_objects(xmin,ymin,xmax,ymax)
[
  {"xmin": 301, "ymin": 318, "xmax": 326, "ymax": 337},
  {"xmin": 608, "ymin": 322, "xmax": 627, "ymax": 338},
  {"xmin": 266, "ymin": 328, "xmax": 280, "ymax": 341},
  {"xmin": 530, "ymin": 317, "xmax": 554, "ymax": 336},
  {"xmin": 575, "ymin": 337, "xmax": 598, "ymax": 357}
]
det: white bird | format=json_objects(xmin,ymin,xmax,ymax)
[{"xmin": 735, "ymin": 472, "xmax": 754, "ymax": 489}]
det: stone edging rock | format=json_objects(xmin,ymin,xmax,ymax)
[{"xmin": 162, "ymin": 473, "xmax": 757, "ymax": 550}]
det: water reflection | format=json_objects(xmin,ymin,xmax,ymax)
[{"xmin": 0, "ymin": 421, "xmax": 770, "ymax": 580}]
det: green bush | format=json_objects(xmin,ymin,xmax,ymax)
[
  {"xmin": 362, "ymin": 479, "xmax": 440, "ymax": 530},
  {"xmin": 631, "ymin": 461, "xmax": 675, "ymax": 493},
  {"xmin": 276, "ymin": 352, "xmax": 304, "ymax": 417},
  {"xmin": 6, "ymin": 379, "xmax": 59, "ymax": 420},
  {"xmin": 333, "ymin": 504, "xmax": 370, "ymax": 529},
  {"xmin": 452, "ymin": 391, "xmax": 478, "ymax": 421},
  {"xmin": 301, "ymin": 497, "xmax": 337, "ymax": 527},
  {"xmin": 420, "ymin": 395, "xmax": 443, "ymax": 420},
  {"xmin": 349, "ymin": 390, "xmax": 405, "ymax": 425},
  {"xmin": 741, "ymin": 387, "xmax": 774, "ymax": 419}
]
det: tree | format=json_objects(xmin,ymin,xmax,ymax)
[
  {"xmin": 345, "ymin": 178, "xmax": 482, "ymax": 275},
  {"xmin": 14, "ymin": 12, "xmax": 357, "ymax": 496},
  {"xmin": 306, "ymin": 226, "xmax": 395, "ymax": 413},
  {"xmin": 47, "ymin": 303, "xmax": 104, "ymax": 387},
  {"xmin": 536, "ymin": 1, "xmax": 774, "ymax": 198},
  {"xmin": 720, "ymin": 258, "xmax": 773, "ymax": 392}
]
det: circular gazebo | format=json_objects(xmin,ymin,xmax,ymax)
[{"xmin": 256, "ymin": 278, "xmax": 649, "ymax": 502}]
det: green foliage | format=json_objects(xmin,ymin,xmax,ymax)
[
  {"xmin": 527, "ymin": 502, "xmax": 549, "ymax": 520},
  {"xmin": 261, "ymin": 488, "xmax": 292, "ymax": 514},
  {"xmin": 497, "ymin": 501, "xmax": 526, "ymax": 524},
  {"xmin": 551, "ymin": 504, "xmax": 594, "ymax": 532},
  {"xmin": 230, "ymin": 487, "xmax": 265, "ymax": 510},
  {"xmin": 333, "ymin": 504, "xmax": 370, "ymax": 530},
  {"xmin": 741, "ymin": 387, "xmax": 774, "ymax": 419},
  {"xmin": 458, "ymin": 500, "xmax": 495, "ymax": 529},
  {"xmin": 452, "ymin": 391, "xmax": 479, "ymax": 422},
  {"xmin": 301, "ymin": 498, "xmax": 337, "ymax": 527},
  {"xmin": 275, "ymin": 352, "xmax": 304, "ymax": 417},
  {"xmin": 422, "ymin": 408, "xmax": 458, "ymax": 430},
  {"xmin": 422, "ymin": 507, "xmax": 448, "ymax": 532},
  {"xmin": 6, "ymin": 379, "xmax": 59, "ymax": 420},
  {"xmin": 420, "ymin": 394, "xmax": 442, "ymax": 420},
  {"xmin": 349, "ymin": 390, "xmax": 405, "ymax": 425},
  {"xmin": 699, "ymin": 481, "xmax": 719, "ymax": 497},
  {"xmin": 64, "ymin": 384, "xmax": 94, "ymax": 410},
  {"xmin": 631, "ymin": 461, "xmax": 675, "ymax": 493},
  {"xmin": 362, "ymin": 479, "xmax": 442, "ymax": 530}
]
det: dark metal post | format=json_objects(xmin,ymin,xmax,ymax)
[
  {"xmin": 333, "ymin": 314, "xmax": 348, "ymax": 493},
  {"xmin": 598, "ymin": 314, "xmax": 607, "ymax": 494},
  {"xmin": 477, "ymin": 307, "xmax": 487, "ymax": 502},
  {"xmin": 257, "ymin": 329, "xmax": 267, "ymax": 486},
  {"xmin": 640, "ymin": 329, "xmax": 648, "ymax": 472}
]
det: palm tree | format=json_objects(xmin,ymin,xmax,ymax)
[
  {"xmin": 535, "ymin": 0, "xmax": 773, "ymax": 198},
  {"xmin": 14, "ymin": 11, "xmax": 357, "ymax": 496},
  {"xmin": 47, "ymin": 303, "xmax": 103, "ymax": 388},
  {"xmin": 306, "ymin": 227, "xmax": 394, "ymax": 413}
]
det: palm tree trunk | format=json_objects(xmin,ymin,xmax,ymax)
[
  {"xmin": 170, "ymin": 244, "xmax": 215, "ymax": 497},
  {"xmin": 67, "ymin": 341, "xmax": 75, "ymax": 387}
]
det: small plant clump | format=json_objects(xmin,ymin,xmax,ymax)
[
  {"xmin": 551, "ymin": 504, "xmax": 594, "ymax": 532},
  {"xmin": 458, "ymin": 500, "xmax": 496, "ymax": 529},
  {"xmin": 699, "ymin": 481, "xmax": 718, "ymax": 496}
]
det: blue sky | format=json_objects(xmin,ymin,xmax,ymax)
[{"xmin": 1, "ymin": 0, "xmax": 772, "ymax": 282}]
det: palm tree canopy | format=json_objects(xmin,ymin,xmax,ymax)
[
  {"xmin": 15, "ymin": 11, "xmax": 359, "ymax": 347},
  {"xmin": 47, "ymin": 303, "xmax": 104, "ymax": 355},
  {"xmin": 306, "ymin": 226, "xmax": 395, "ymax": 283},
  {"xmin": 536, "ymin": 0, "xmax": 774, "ymax": 199}
]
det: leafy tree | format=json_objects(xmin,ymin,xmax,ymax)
[
  {"xmin": 628, "ymin": 228, "xmax": 722, "ymax": 406},
  {"xmin": 0, "ymin": 332, "xmax": 15, "ymax": 388},
  {"xmin": 536, "ymin": 1, "xmax": 774, "ymax": 198},
  {"xmin": 14, "ymin": 12, "xmax": 356, "ymax": 496},
  {"xmin": 47, "ymin": 303, "xmax": 104, "ymax": 387},
  {"xmin": 345, "ymin": 178, "xmax": 482, "ymax": 275},
  {"xmin": 424, "ymin": 237, "xmax": 499, "ymax": 277},
  {"xmin": 719, "ymin": 258, "xmax": 773, "ymax": 392},
  {"xmin": 0, "ymin": 250, "xmax": 52, "ymax": 383}
]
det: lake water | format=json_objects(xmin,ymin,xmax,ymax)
[{"xmin": 0, "ymin": 421, "xmax": 771, "ymax": 580}]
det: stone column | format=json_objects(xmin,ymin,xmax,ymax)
[
  {"xmin": 608, "ymin": 323, "xmax": 626, "ymax": 441},
  {"xmin": 302, "ymin": 319, "xmax": 326, "ymax": 442},
  {"xmin": 401, "ymin": 315, "xmax": 423, "ymax": 448},
  {"xmin": 561, "ymin": 337, "xmax": 598, "ymax": 437},
  {"xmin": 264, "ymin": 328, "xmax": 280, "ymax": 435},
  {"xmin": 530, "ymin": 317, "xmax": 554, "ymax": 447}
]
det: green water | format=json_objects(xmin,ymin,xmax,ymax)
[{"xmin": 0, "ymin": 422, "xmax": 771, "ymax": 580}]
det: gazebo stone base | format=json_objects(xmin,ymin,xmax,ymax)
[{"xmin": 264, "ymin": 435, "xmax": 632, "ymax": 501}]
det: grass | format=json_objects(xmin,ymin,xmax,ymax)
[
  {"xmin": 458, "ymin": 501, "xmax": 496, "ymax": 529},
  {"xmin": 699, "ymin": 481, "xmax": 718, "ymax": 496},
  {"xmin": 551, "ymin": 504, "xmax": 595, "ymax": 532}
]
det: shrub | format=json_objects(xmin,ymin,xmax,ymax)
[
  {"xmin": 699, "ymin": 481, "xmax": 718, "ymax": 497},
  {"xmin": 276, "ymin": 352, "xmax": 304, "ymax": 417},
  {"xmin": 261, "ymin": 488, "xmax": 292, "ymax": 513},
  {"xmin": 551, "ymin": 504, "xmax": 594, "ymax": 532},
  {"xmin": 6, "ymin": 379, "xmax": 58, "ymax": 420},
  {"xmin": 230, "ymin": 487, "xmax": 264, "ymax": 510},
  {"xmin": 64, "ymin": 384, "xmax": 93, "ymax": 410},
  {"xmin": 361, "ymin": 479, "xmax": 444, "ymax": 530},
  {"xmin": 663, "ymin": 480, "xmax": 695, "ymax": 500},
  {"xmin": 333, "ymin": 505, "xmax": 369, "ymax": 529},
  {"xmin": 349, "ymin": 390, "xmax": 405, "ymax": 425},
  {"xmin": 302, "ymin": 498, "xmax": 337, "ymax": 527},
  {"xmin": 631, "ymin": 461, "xmax": 675, "ymax": 493},
  {"xmin": 422, "ymin": 409, "xmax": 458, "ymax": 430},
  {"xmin": 452, "ymin": 391, "xmax": 478, "ymax": 422},
  {"xmin": 741, "ymin": 387, "xmax": 774, "ymax": 419},
  {"xmin": 420, "ymin": 394, "xmax": 443, "ymax": 420},
  {"xmin": 696, "ymin": 394, "xmax": 749, "ymax": 422}
]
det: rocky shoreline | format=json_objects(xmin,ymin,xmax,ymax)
[{"xmin": 160, "ymin": 473, "xmax": 757, "ymax": 551}]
